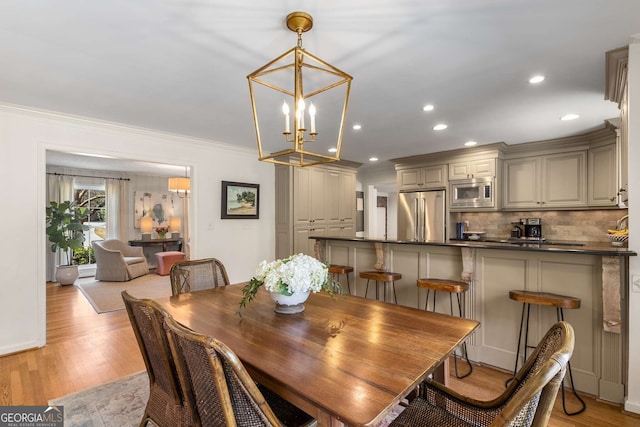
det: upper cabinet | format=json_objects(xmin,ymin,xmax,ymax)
[
  {"xmin": 449, "ymin": 158, "xmax": 496, "ymax": 180},
  {"xmin": 325, "ymin": 168, "xmax": 356, "ymax": 224},
  {"xmin": 397, "ymin": 164, "xmax": 447, "ymax": 191},
  {"xmin": 588, "ymin": 142, "xmax": 618, "ymax": 207},
  {"xmin": 276, "ymin": 163, "xmax": 358, "ymax": 258},
  {"xmin": 503, "ymin": 151, "xmax": 587, "ymax": 209},
  {"xmin": 293, "ymin": 167, "xmax": 326, "ymax": 225}
]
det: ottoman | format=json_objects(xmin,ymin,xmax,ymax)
[{"xmin": 155, "ymin": 251, "xmax": 186, "ymax": 276}]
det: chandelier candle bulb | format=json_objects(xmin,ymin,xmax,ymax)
[
  {"xmin": 309, "ymin": 102, "xmax": 316, "ymax": 133},
  {"xmin": 298, "ymin": 98, "xmax": 305, "ymax": 129},
  {"xmin": 282, "ymin": 101, "xmax": 290, "ymax": 133}
]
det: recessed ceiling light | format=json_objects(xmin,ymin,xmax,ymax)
[
  {"xmin": 465, "ymin": 141, "xmax": 477, "ymax": 147},
  {"xmin": 352, "ymin": 124, "xmax": 362, "ymax": 130},
  {"xmin": 422, "ymin": 104, "xmax": 434, "ymax": 111},
  {"xmin": 433, "ymin": 124, "xmax": 448, "ymax": 131},
  {"xmin": 369, "ymin": 157, "xmax": 378, "ymax": 162},
  {"xmin": 328, "ymin": 147, "xmax": 337, "ymax": 153},
  {"xmin": 529, "ymin": 75, "xmax": 545, "ymax": 84},
  {"xmin": 560, "ymin": 114, "xmax": 580, "ymax": 121}
]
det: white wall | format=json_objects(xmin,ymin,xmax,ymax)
[
  {"xmin": 625, "ymin": 34, "xmax": 640, "ymax": 415},
  {"xmin": 0, "ymin": 105, "xmax": 276, "ymax": 355},
  {"xmin": 358, "ymin": 162, "xmax": 397, "ymax": 238}
]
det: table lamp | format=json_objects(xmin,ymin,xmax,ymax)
[
  {"xmin": 141, "ymin": 216, "xmax": 153, "ymax": 241},
  {"xmin": 169, "ymin": 216, "xmax": 181, "ymax": 238}
]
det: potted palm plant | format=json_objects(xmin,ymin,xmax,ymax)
[{"xmin": 46, "ymin": 200, "xmax": 90, "ymax": 285}]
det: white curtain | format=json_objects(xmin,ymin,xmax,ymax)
[
  {"xmin": 182, "ymin": 196, "xmax": 190, "ymax": 259},
  {"xmin": 46, "ymin": 174, "xmax": 74, "ymax": 281},
  {"xmin": 106, "ymin": 179, "xmax": 128, "ymax": 240}
]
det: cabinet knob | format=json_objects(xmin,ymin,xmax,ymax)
[{"xmin": 610, "ymin": 196, "xmax": 616, "ymax": 202}]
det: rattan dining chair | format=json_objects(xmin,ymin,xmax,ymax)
[
  {"xmin": 390, "ymin": 321, "xmax": 574, "ymax": 427},
  {"xmin": 164, "ymin": 314, "xmax": 316, "ymax": 427},
  {"xmin": 170, "ymin": 258, "xmax": 231, "ymax": 296},
  {"xmin": 121, "ymin": 290, "xmax": 197, "ymax": 427}
]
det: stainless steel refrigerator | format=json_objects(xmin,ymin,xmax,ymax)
[{"xmin": 397, "ymin": 190, "xmax": 446, "ymax": 242}]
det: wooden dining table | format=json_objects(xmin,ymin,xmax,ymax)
[{"xmin": 154, "ymin": 284, "xmax": 479, "ymax": 427}]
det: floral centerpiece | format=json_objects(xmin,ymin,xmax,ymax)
[
  {"xmin": 238, "ymin": 253, "xmax": 341, "ymax": 315},
  {"xmin": 155, "ymin": 226, "xmax": 169, "ymax": 238}
]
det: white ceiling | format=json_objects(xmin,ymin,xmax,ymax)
[{"xmin": 3, "ymin": 1, "xmax": 639, "ymax": 172}]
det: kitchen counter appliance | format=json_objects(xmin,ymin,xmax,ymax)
[
  {"xmin": 450, "ymin": 177, "xmax": 494, "ymax": 208},
  {"xmin": 509, "ymin": 218, "xmax": 544, "ymax": 242},
  {"xmin": 398, "ymin": 190, "xmax": 445, "ymax": 242}
]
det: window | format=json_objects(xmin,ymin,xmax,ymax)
[{"xmin": 74, "ymin": 183, "xmax": 106, "ymax": 265}]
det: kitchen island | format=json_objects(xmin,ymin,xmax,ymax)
[{"xmin": 311, "ymin": 235, "xmax": 636, "ymax": 404}]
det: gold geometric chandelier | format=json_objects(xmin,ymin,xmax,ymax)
[{"xmin": 247, "ymin": 11, "xmax": 353, "ymax": 167}]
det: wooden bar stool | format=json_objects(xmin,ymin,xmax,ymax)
[
  {"xmin": 417, "ymin": 278, "xmax": 473, "ymax": 379},
  {"xmin": 508, "ymin": 290, "xmax": 586, "ymax": 415},
  {"xmin": 360, "ymin": 271, "xmax": 401, "ymax": 303},
  {"xmin": 328, "ymin": 265, "xmax": 353, "ymax": 294}
]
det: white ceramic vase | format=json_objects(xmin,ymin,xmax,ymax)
[
  {"xmin": 56, "ymin": 265, "xmax": 79, "ymax": 286},
  {"xmin": 270, "ymin": 290, "xmax": 310, "ymax": 314}
]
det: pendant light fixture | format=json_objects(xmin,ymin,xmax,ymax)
[
  {"xmin": 247, "ymin": 11, "xmax": 353, "ymax": 167},
  {"xmin": 168, "ymin": 166, "xmax": 190, "ymax": 198}
]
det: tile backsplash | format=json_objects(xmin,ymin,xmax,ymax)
[{"xmin": 452, "ymin": 210, "xmax": 628, "ymax": 243}]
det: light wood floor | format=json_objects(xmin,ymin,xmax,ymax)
[{"xmin": 1, "ymin": 282, "xmax": 639, "ymax": 426}]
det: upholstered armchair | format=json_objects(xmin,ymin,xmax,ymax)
[{"xmin": 93, "ymin": 239, "xmax": 149, "ymax": 282}]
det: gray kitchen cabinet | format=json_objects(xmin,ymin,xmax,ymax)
[
  {"xmin": 293, "ymin": 167, "xmax": 326, "ymax": 225},
  {"xmin": 588, "ymin": 142, "xmax": 618, "ymax": 207},
  {"xmin": 325, "ymin": 169, "xmax": 356, "ymax": 225},
  {"xmin": 503, "ymin": 151, "xmax": 587, "ymax": 209},
  {"xmin": 294, "ymin": 225, "xmax": 327, "ymax": 257},
  {"xmin": 397, "ymin": 164, "xmax": 447, "ymax": 191},
  {"xmin": 449, "ymin": 158, "xmax": 496, "ymax": 180},
  {"xmin": 276, "ymin": 164, "xmax": 357, "ymax": 258}
]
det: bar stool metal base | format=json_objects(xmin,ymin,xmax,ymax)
[
  {"xmin": 417, "ymin": 278, "xmax": 473, "ymax": 379},
  {"xmin": 508, "ymin": 290, "xmax": 586, "ymax": 416},
  {"xmin": 360, "ymin": 271, "xmax": 401, "ymax": 303},
  {"xmin": 328, "ymin": 264, "xmax": 353, "ymax": 295}
]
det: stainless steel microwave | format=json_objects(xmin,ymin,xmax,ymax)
[{"xmin": 450, "ymin": 177, "xmax": 495, "ymax": 208}]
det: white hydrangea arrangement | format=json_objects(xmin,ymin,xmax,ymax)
[{"xmin": 238, "ymin": 253, "xmax": 341, "ymax": 315}]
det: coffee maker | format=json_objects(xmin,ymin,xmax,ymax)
[{"xmin": 521, "ymin": 217, "xmax": 543, "ymax": 240}]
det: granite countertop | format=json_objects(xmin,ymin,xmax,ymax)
[{"xmin": 310, "ymin": 235, "xmax": 637, "ymax": 256}]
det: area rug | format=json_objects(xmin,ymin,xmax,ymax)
[
  {"xmin": 76, "ymin": 274, "xmax": 172, "ymax": 314},
  {"xmin": 49, "ymin": 371, "xmax": 404, "ymax": 427},
  {"xmin": 49, "ymin": 371, "xmax": 150, "ymax": 427}
]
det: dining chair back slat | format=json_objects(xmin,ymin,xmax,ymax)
[
  {"xmin": 164, "ymin": 315, "xmax": 314, "ymax": 427},
  {"xmin": 121, "ymin": 290, "xmax": 197, "ymax": 427},
  {"xmin": 390, "ymin": 321, "xmax": 574, "ymax": 427},
  {"xmin": 170, "ymin": 258, "xmax": 230, "ymax": 295}
]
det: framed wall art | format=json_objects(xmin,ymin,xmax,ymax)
[
  {"xmin": 134, "ymin": 191, "xmax": 177, "ymax": 228},
  {"xmin": 221, "ymin": 181, "xmax": 259, "ymax": 219}
]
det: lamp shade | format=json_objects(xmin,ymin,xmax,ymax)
[
  {"xmin": 140, "ymin": 216, "xmax": 153, "ymax": 233},
  {"xmin": 169, "ymin": 216, "xmax": 181, "ymax": 232},
  {"xmin": 168, "ymin": 177, "xmax": 190, "ymax": 193}
]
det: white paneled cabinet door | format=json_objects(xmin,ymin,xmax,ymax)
[
  {"xmin": 294, "ymin": 167, "xmax": 311, "ymax": 225},
  {"xmin": 339, "ymin": 171, "xmax": 356, "ymax": 223},
  {"xmin": 309, "ymin": 168, "xmax": 326, "ymax": 223},
  {"xmin": 503, "ymin": 157, "xmax": 539, "ymax": 208},
  {"xmin": 398, "ymin": 168, "xmax": 422, "ymax": 191},
  {"xmin": 325, "ymin": 169, "xmax": 341, "ymax": 224},
  {"xmin": 588, "ymin": 143, "xmax": 618, "ymax": 206},
  {"xmin": 541, "ymin": 151, "xmax": 587, "ymax": 208}
]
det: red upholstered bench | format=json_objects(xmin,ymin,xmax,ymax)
[{"xmin": 155, "ymin": 251, "xmax": 186, "ymax": 276}]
